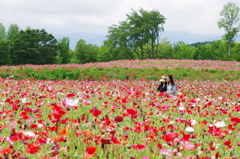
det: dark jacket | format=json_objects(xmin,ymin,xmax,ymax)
[{"xmin": 157, "ymin": 84, "xmax": 167, "ymax": 92}]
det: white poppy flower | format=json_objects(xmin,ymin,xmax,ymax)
[
  {"xmin": 191, "ymin": 120, "xmax": 198, "ymax": 125},
  {"xmin": 214, "ymin": 121, "xmax": 226, "ymax": 127},
  {"xmin": 179, "ymin": 107, "xmax": 184, "ymax": 110},
  {"xmin": 23, "ymin": 131, "xmax": 35, "ymax": 137},
  {"xmin": 185, "ymin": 127, "xmax": 194, "ymax": 132},
  {"xmin": 21, "ymin": 98, "xmax": 27, "ymax": 103}
]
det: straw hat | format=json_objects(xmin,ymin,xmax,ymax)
[
  {"xmin": 161, "ymin": 76, "xmax": 167, "ymax": 80},
  {"xmin": 160, "ymin": 78, "xmax": 166, "ymax": 82}
]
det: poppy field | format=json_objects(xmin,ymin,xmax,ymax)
[{"xmin": 0, "ymin": 60, "xmax": 240, "ymax": 159}]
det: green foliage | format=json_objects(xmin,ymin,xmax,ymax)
[
  {"xmin": 195, "ymin": 44, "xmax": 211, "ymax": 60},
  {"xmin": 0, "ymin": 65, "xmax": 239, "ymax": 81},
  {"xmin": 0, "ymin": 23, "xmax": 7, "ymax": 40},
  {"xmin": 0, "ymin": 40, "xmax": 9, "ymax": 65},
  {"xmin": 172, "ymin": 42, "xmax": 196, "ymax": 59},
  {"xmin": 106, "ymin": 8, "xmax": 166, "ymax": 60},
  {"xmin": 218, "ymin": 2, "xmax": 240, "ymax": 57},
  {"xmin": 211, "ymin": 40, "xmax": 228, "ymax": 60},
  {"xmin": 57, "ymin": 37, "xmax": 72, "ymax": 64},
  {"xmin": 190, "ymin": 41, "xmax": 214, "ymax": 47},
  {"xmin": 7, "ymin": 24, "xmax": 20, "ymax": 42},
  {"xmin": 73, "ymin": 39, "xmax": 99, "ymax": 64},
  {"xmin": 10, "ymin": 28, "xmax": 58, "ymax": 65},
  {"xmin": 157, "ymin": 37, "xmax": 173, "ymax": 59},
  {"xmin": 232, "ymin": 42, "xmax": 240, "ymax": 61},
  {"xmin": 99, "ymin": 39, "xmax": 135, "ymax": 62}
]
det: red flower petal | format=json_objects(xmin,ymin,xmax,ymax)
[{"xmin": 86, "ymin": 146, "xmax": 97, "ymax": 154}]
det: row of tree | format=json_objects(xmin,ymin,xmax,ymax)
[
  {"xmin": 0, "ymin": 24, "xmax": 72, "ymax": 65},
  {"xmin": 0, "ymin": 2, "xmax": 240, "ymax": 65},
  {"xmin": 71, "ymin": 38, "xmax": 240, "ymax": 63}
]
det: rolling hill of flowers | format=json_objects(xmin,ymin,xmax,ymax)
[
  {"xmin": 0, "ymin": 59, "xmax": 239, "ymax": 158},
  {"xmin": 0, "ymin": 59, "xmax": 240, "ymax": 81}
]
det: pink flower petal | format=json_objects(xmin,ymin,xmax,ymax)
[{"xmin": 160, "ymin": 149, "xmax": 172, "ymax": 155}]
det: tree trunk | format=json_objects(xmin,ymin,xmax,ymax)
[
  {"xmin": 156, "ymin": 37, "xmax": 159, "ymax": 58},
  {"xmin": 140, "ymin": 45, "xmax": 144, "ymax": 60},
  {"xmin": 228, "ymin": 44, "xmax": 231, "ymax": 57}
]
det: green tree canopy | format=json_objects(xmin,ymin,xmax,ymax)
[
  {"xmin": 10, "ymin": 28, "xmax": 58, "ymax": 65},
  {"xmin": 73, "ymin": 39, "xmax": 99, "ymax": 64},
  {"xmin": 218, "ymin": 2, "xmax": 240, "ymax": 57},
  {"xmin": 172, "ymin": 42, "xmax": 196, "ymax": 59},
  {"xmin": 57, "ymin": 37, "xmax": 71, "ymax": 64},
  {"xmin": 7, "ymin": 24, "xmax": 20, "ymax": 42},
  {"xmin": 0, "ymin": 39, "xmax": 9, "ymax": 65},
  {"xmin": 106, "ymin": 8, "xmax": 166, "ymax": 60},
  {"xmin": 0, "ymin": 23, "xmax": 7, "ymax": 40}
]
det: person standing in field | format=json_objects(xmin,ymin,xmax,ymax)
[
  {"xmin": 157, "ymin": 76, "xmax": 168, "ymax": 92},
  {"xmin": 166, "ymin": 74, "xmax": 177, "ymax": 96}
]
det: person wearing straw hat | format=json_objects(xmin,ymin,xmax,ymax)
[{"xmin": 157, "ymin": 76, "xmax": 167, "ymax": 92}]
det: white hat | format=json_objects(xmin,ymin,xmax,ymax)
[
  {"xmin": 161, "ymin": 76, "xmax": 167, "ymax": 80},
  {"xmin": 160, "ymin": 79, "xmax": 166, "ymax": 82}
]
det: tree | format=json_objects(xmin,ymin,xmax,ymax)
[
  {"xmin": 190, "ymin": 41, "xmax": 214, "ymax": 47},
  {"xmin": 172, "ymin": 42, "xmax": 196, "ymax": 59},
  {"xmin": 7, "ymin": 24, "xmax": 20, "ymax": 42},
  {"xmin": 232, "ymin": 42, "xmax": 240, "ymax": 61},
  {"xmin": 107, "ymin": 8, "xmax": 166, "ymax": 60},
  {"xmin": 210, "ymin": 40, "xmax": 226, "ymax": 60},
  {"xmin": 218, "ymin": 2, "xmax": 240, "ymax": 57},
  {"xmin": 10, "ymin": 28, "xmax": 58, "ymax": 65},
  {"xmin": 195, "ymin": 44, "xmax": 212, "ymax": 60},
  {"xmin": 57, "ymin": 37, "xmax": 72, "ymax": 64},
  {"xmin": 156, "ymin": 37, "xmax": 173, "ymax": 59},
  {"xmin": 74, "ymin": 39, "xmax": 98, "ymax": 64},
  {"xmin": 99, "ymin": 38, "xmax": 135, "ymax": 62},
  {"xmin": 0, "ymin": 23, "xmax": 7, "ymax": 40},
  {"xmin": 0, "ymin": 39, "xmax": 9, "ymax": 65}
]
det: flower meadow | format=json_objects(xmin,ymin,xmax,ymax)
[
  {"xmin": 0, "ymin": 79, "xmax": 239, "ymax": 159},
  {"xmin": 0, "ymin": 60, "xmax": 240, "ymax": 159},
  {"xmin": 0, "ymin": 59, "xmax": 240, "ymax": 81}
]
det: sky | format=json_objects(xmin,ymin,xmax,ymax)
[{"xmin": 1, "ymin": 0, "xmax": 240, "ymax": 46}]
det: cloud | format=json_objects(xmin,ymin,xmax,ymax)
[{"xmin": 0, "ymin": 0, "xmax": 240, "ymax": 36}]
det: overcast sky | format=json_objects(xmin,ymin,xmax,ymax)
[{"xmin": 1, "ymin": 0, "xmax": 240, "ymax": 38}]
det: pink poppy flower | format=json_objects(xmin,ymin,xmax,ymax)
[
  {"xmin": 132, "ymin": 144, "xmax": 146, "ymax": 150},
  {"xmin": 160, "ymin": 149, "xmax": 172, "ymax": 155}
]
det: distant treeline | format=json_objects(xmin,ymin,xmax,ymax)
[{"xmin": 1, "ymin": 4, "xmax": 240, "ymax": 66}]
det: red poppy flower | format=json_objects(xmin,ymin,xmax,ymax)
[
  {"xmin": 157, "ymin": 144, "xmax": 163, "ymax": 149},
  {"xmin": 90, "ymin": 107, "xmax": 102, "ymax": 117},
  {"xmin": 230, "ymin": 117, "xmax": 240, "ymax": 123},
  {"xmin": 132, "ymin": 144, "xmax": 146, "ymax": 150},
  {"xmin": 10, "ymin": 134, "xmax": 21, "ymax": 142},
  {"xmin": 127, "ymin": 108, "xmax": 138, "ymax": 115},
  {"xmin": 223, "ymin": 140, "xmax": 231, "ymax": 146},
  {"xmin": 20, "ymin": 111, "xmax": 28, "ymax": 116},
  {"xmin": 26, "ymin": 143, "xmax": 40, "ymax": 154},
  {"xmin": 182, "ymin": 134, "xmax": 191, "ymax": 141},
  {"xmin": 67, "ymin": 93, "xmax": 75, "ymax": 97},
  {"xmin": 162, "ymin": 132, "xmax": 179, "ymax": 142},
  {"xmin": 100, "ymin": 138, "xmax": 110, "ymax": 144},
  {"xmin": 35, "ymin": 138, "xmax": 47, "ymax": 144},
  {"xmin": 114, "ymin": 116, "xmax": 124, "ymax": 122},
  {"xmin": 122, "ymin": 98, "xmax": 127, "ymax": 104},
  {"xmin": 86, "ymin": 146, "xmax": 97, "ymax": 154},
  {"xmin": 111, "ymin": 137, "xmax": 120, "ymax": 144},
  {"xmin": 30, "ymin": 124, "xmax": 38, "ymax": 129}
]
